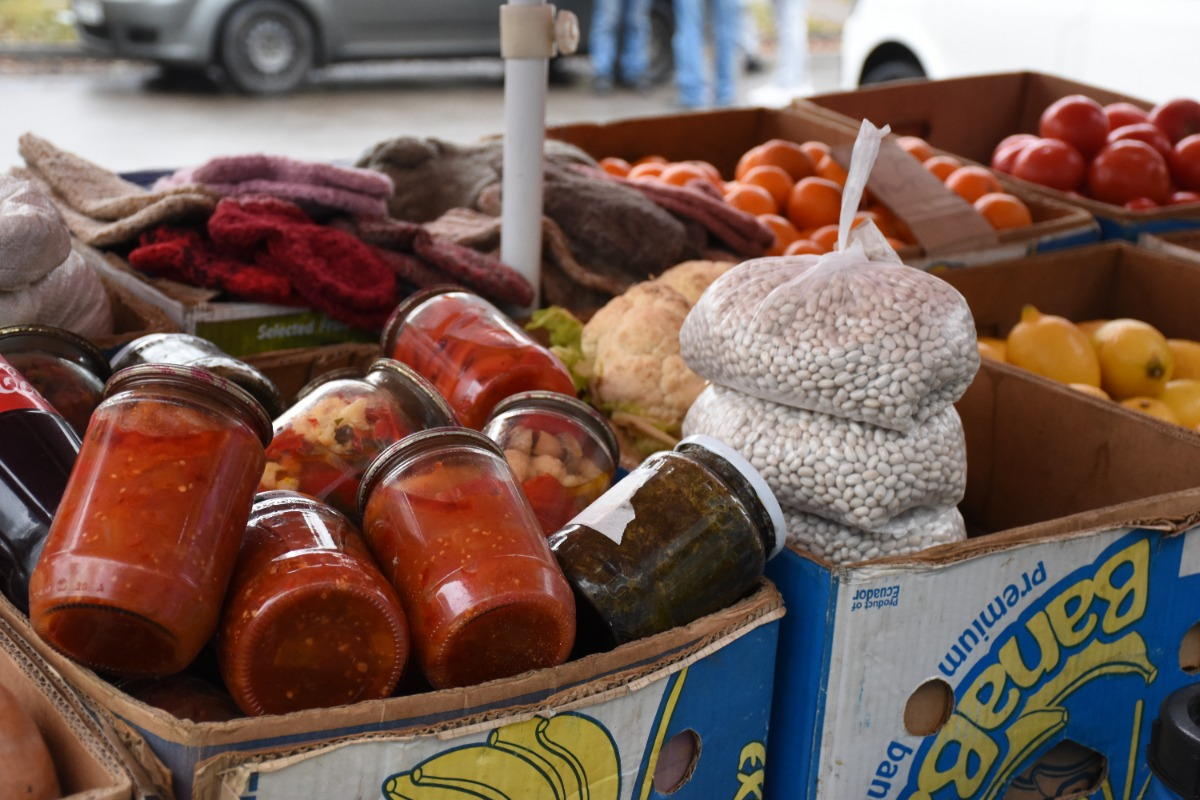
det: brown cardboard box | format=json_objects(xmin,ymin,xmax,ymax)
[
  {"xmin": 0, "ymin": 615, "xmax": 136, "ymax": 800},
  {"xmin": 801, "ymin": 71, "xmax": 1200, "ymax": 241},
  {"xmin": 547, "ymin": 105, "xmax": 1098, "ymax": 270}
]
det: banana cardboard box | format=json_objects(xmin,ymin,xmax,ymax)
[
  {"xmin": 545, "ymin": 105, "xmax": 1099, "ymax": 273},
  {"xmin": 0, "ymin": 579, "xmax": 783, "ymax": 800},
  {"xmin": 801, "ymin": 71, "xmax": 1200, "ymax": 242},
  {"xmin": 0, "ymin": 613, "xmax": 141, "ymax": 800},
  {"xmin": 763, "ymin": 242, "xmax": 1200, "ymax": 798}
]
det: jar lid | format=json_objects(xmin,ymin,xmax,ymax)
[
  {"xmin": 188, "ymin": 356, "xmax": 286, "ymax": 419},
  {"xmin": 106, "ymin": 363, "xmax": 274, "ymax": 446},
  {"xmin": 676, "ymin": 434, "xmax": 786, "ymax": 559},
  {"xmin": 1149, "ymin": 683, "xmax": 1200, "ymax": 797},
  {"xmin": 0, "ymin": 324, "xmax": 112, "ymax": 381},
  {"xmin": 357, "ymin": 426, "xmax": 503, "ymax": 517},
  {"xmin": 110, "ymin": 333, "xmax": 221, "ymax": 371},
  {"xmin": 293, "ymin": 366, "xmax": 369, "ymax": 403},
  {"xmin": 379, "ymin": 284, "xmax": 465, "ymax": 353},
  {"xmin": 366, "ymin": 358, "xmax": 459, "ymax": 427},
  {"xmin": 486, "ymin": 390, "xmax": 619, "ymax": 465}
]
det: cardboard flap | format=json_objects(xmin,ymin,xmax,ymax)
[{"xmin": 832, "ymin": 138, "xmax": 999, "ymax": 256}]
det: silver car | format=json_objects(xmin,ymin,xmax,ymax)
[{"xmin": 70, "ymin": 0, "xmax": 674, "ymax": 95}]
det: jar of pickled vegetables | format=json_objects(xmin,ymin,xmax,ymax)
[
  {"xmin": 111, "ymin": 332, "xmax": 286, "ymax": 418},
  {"xmin": 28, "ymin": 364, "xmax": 272, "ymax": 677},
  {"xmin": 482, "ymin": 391, "xmax": 619, "ymax": 536},
  {"xmin": 217, "ymin": 490, "xmax": 410, "ymax": 716},
  {"xmin": 548, "ymin": 434, "xmax": 786, "ymax": 649},
  {"xmin": 381, "ymin": 285, "xmax": 577, "ymax": 430},
  {"xmin": 0, "ymin": 324, "xmax": 110, "ymax": 436},
  {"xmin": 259, "ymin": 358, "xmax": 457, "ymax": 519},
  {"xmin": 358, "ymin": 427, "xmax": 576, "ymax": 689}
]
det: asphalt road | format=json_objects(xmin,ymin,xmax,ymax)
[{"xmin": 0, "ymin": 48, "xmax": 842, "ymax": 177}]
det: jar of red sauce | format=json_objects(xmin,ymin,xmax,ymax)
[
  {"xmin": 259, "ymin": 358, "xmax": 457, "ymax": 520},
  {"xmin": 381, "ymin": 285, "xmax": 577, "ymax": 430},
  {"xmin": 28, "ymin": 364, "xmax": 272, "ymax": 678},
  {"xmin": 482, "ymin": 391, "xmax": 619, "ymax": 536},
  {"xmin": 0, "ymin": 324, "xmax": 110, "ymax": 437},
  {"xmin": 217, "ymin": 490, "xmax": 410, "ymax": 716},
  {"xmin": 358, "ymin": 427, "xmax": 576, "ymax": 689},
  {"xmin": 548, "ymin": 434, "xmax": 786, "ymax": 650}
]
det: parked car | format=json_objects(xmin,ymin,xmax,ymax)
[
  {"xmin": 840, "ymin": 0, "xmax": 1194, "ymax": 104},
  {"xmin": 69, "ymin": 0, "xmax": 675, "ymax": 95}
]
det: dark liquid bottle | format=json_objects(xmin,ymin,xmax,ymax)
[{"xmin": 0, "ymin": 355, "xmax": 80, "ymax": 613}]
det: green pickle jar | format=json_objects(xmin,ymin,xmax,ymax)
[{"xmin": 548, "ymin": 434, "xmax": 785, "ymax": 649}]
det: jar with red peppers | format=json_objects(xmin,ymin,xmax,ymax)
[
  {"xmin": 358, "ymin": 428, "xmax": 576, "ymax": 689},
  {"xmin": 0, "ymin": 324, "xmax": 110, "ymax": 437},
  {"xmin": 259, "ymin": 358, "xmax": 457, "ymax": 520},
  {"xmin": 482, "ymin": 391, "xmax": 619, "ymax": 536},
  {"xmin": 217, "ymin": 490, "xmax": 410, "ymax": 716},
  {"xmin": 548, "ymin": 434, "xmax": 786, "ymax": 650},
  {"xmin": 381, "ymin": 285, "xmax": 577, "ymax": 430},
  {"xmin": 28, "ymin": 364, "xmax": 272, "ymax": 677}
]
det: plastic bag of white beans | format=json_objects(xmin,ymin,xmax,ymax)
[
  {"xmin": 682, "ymin": 383, "xmax": 967, "ymax": 533},
  {"xmin": 678, "ymin": 119, "xmax": 980, "ymax": 433},
  {"xmin": 782, "ymin": 504, "xmax": 967, "ymax": 565}
]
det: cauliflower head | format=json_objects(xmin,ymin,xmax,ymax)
[
  {"xmin": 581, "ymin": 280, "xmax": 707, "ymax": 452},
  {"xmin": 653, "ymin": 259, "xmax": 735, "ymax": 306}
]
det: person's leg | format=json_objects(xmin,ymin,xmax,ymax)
[
  {"xmin": 739, "ymin": 0, "xmax": 764, "ymax": 72},
  {"xmin": 772, "ymin": 0, "xmax": 810, "ymax": 89},
  {"xmin": 672, "ymin": 0, "xmax": 707, "ymax": 107},
  {"xmin": 589, "ymin": 0, "xmax": 620, "ymax": 90},
  {"xmin": 619, "ymin": 0, "xmax": 653, "ymax": 86},
  {"xmin": 712, "ymin": 0, "xmax": 740, "ymax": 106}
]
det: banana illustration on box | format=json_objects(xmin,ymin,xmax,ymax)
[{"xmin": 382, "ymin": 712, "xmax": 620, "ymax": 800}]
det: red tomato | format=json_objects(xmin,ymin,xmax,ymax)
[
  {"xmin": 1104, "ymin": 102, "xmax": 1151, "ymax": 131},
  {"xmin": 1087, "ymin": 139, "xmax": 1172, "ymax": 206},
  {"xmin": 1170, "ymin": 190, "xmax": 1200, "ymax": 205},
  {"xmin": 1150, "ymin": 97, "xmax": 1200, "ymax": 143},
  {"xmin": 1170, "ymin": 133, "xmax": 1200, "ymax": 191},
  {"xmin": 1039, "ymin": 94, "xmax": 1110, "ymax": 159},
  {"xmin": 1124, "ymin": 197, "xmax": 1159, "ymax": 211},
  {"xmin": 990, "ymin": 133, "xmax": 1037, "ymax": 174},
  {"xmin": 1011, "ymin": 138, "xmax": 1086, "ymax": 192},
  {"xmin": 1107, "ymin": 122, "xmax": 1174, "ymax": 162}
]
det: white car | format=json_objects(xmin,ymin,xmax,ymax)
[{"xmin": 840, "ymin": 0, "xmax": 1197, "ymax": 104}]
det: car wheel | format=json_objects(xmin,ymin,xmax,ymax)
[
  {"xmin": 218, "ymin": 0, "xmax": 315, "ymax": 95},
  {"xmin": 861, "ymin": 57, "xmax": 926, "ymax": 86}
]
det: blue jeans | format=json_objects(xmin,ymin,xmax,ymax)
[
  {"xmin": 589, "ymin": 0, "xmax": 651, "ymax": 82},
  {"xmin": 672, "ymin": 0, "xmax": 740, "ymax": 107}
]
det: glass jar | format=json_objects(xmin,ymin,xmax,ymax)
[
  {"xmin": 0, "ymin": 324, "xmax": 110, "ymax": 436},
  {"xmin": 358, "ymin": 427, "xmax": 576, "ymax": 689},
  {"xmin": 547, "ymin": 434, "xmax": 786, "ymax": 650},
  {"xmin": 111, "ymin": 332, "xmax": 286, "ymax": 418},
  {"xmin": 121, "ymin": 675, "xmax": 243, "ymax": 722},
  {"xmin": 482, "ymin": 391, "xmax": 619, "ymax": 536},
  {"xmin": 217, "ymin": 490, "xmax": 410, "ymax": 716},
  {"xmin": 381, "ymin": 285, "xmax": 577, "ymax": 430},
  {"xmin": 28, "ymin": 364, "xmax": 272, "ymax": 678},
  {"xmin": 259, "ymin": 358, "xmax": 457, "ymax": 520},
  {"xmin": 0, "ymin": 354, "xmax": 79, "ymax": 614}
]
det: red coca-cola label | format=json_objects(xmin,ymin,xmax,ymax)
[{"xmin": 0, "ymin": 355, "xmax": 55, "ymax": 414}]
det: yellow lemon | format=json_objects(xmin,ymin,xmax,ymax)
[
  {"xmin": 977, "ymin": 336, "xmax": 1007, "ymax": 362},
  {"xmin": 1005, "ymin": 305, "xmax": 1101, "ymax": 386},
  {"xmin": 1068, "ymin": 383, "xmax": 1111, "ymax": 400},
  {"xmin": 1167, "ymin": 338, "xmax": 1200, "ymax": 380},
  {"xmin": 1120, "ymin": 396, "xmax": 1180, "ymax": 424},
  {"xmin": 1091, "ymin": 318, "xmax": 1174, "ymax": 400},
  {"xmin": 1158, "ymin": 379, "xmax": 1200, "ymax": 429}
]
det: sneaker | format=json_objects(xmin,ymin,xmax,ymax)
[
  {"xmin": 627, "ymin": 74, "xmax": 655, "ymax": 94},
  {"xmin": 593, "ymin": 76, "xmax": 615, "ymax": 95}
]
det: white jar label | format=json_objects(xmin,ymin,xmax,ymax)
[{"xmin": 562, "ymin": 469, "xmax": 654, "ymax": 546}]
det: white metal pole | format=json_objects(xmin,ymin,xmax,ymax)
[{"xmin": 500, "ymin": 0, "xmax": 551, "ymax": 313}]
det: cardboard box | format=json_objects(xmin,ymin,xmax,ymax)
[
  {"xmin": 801, "ymin": 71, "xmax": 1200, "ymax": 242},
  {"xmin": 0, "ymin": 614, "xmax": 137, "ymax": 800},
  {"xmin": 763, "ymin": 241, "xmax": 1200, "ymax": 798},
  {"xmin": 1139, "ymin": 228, "xmax": 1200, "ymax": 266},
  {"xmin": 84, "ymin": 245, "xmax": 377, "ymax": 358},
  {"xmin": 546, "ymin": 105, "xmax": 1098, "ymax": 271},
  {"xmin": 3, "ymin": 576, "xmax": 783, "ymax": 800}
]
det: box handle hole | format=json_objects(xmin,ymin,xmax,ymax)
[
  {"xmin": 1003, "ymin": 739, "xmax": 1107, "ymax": 799},
  {"xmin": 904, "ymin": 677, "xmax": 954, "ymax": 736},
  {"xmin": 1179, "ymin": 621, "xmax": 1200, "ymax": 673},
  {"xmin": 653, "ymin": 729, "xmax": 700, "ymax": 794}
]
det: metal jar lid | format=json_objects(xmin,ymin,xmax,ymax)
[
  {"xmin": 0, "ymin": 323, "xmax": 112, "ymax": 382},
  {"xmin": 365, "ymin": 357, "xmax": 459, "ymax": 428},
  {"xmin": 379, "ymin": 284, "xmax": 467, "ymax": 353},
  {"xmin": 485, "ymin": 390, "xmax": 619, "ymax": 466},
  {"xmin": 357, "ymin": 426, "xmax": 504, "ymax": 518},
  {"xmin": 105, "ymin": 363, "xmax": 274, "ymax": 446}
]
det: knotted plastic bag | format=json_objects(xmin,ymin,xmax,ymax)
[{"xmin": 679, "ymin": 120, "xmax": 980, "ymax": 432}]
